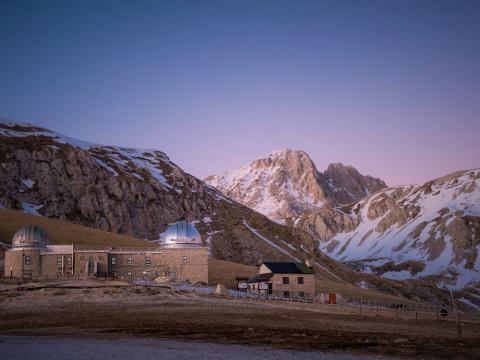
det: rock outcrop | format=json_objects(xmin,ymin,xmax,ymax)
[
  {"xmin": 317, "ymin": 169, "xmax": 480, "ymax": 295},
  {"xmin": 205, "ymin": 149, "xmax": 386, "ymax": 220}
]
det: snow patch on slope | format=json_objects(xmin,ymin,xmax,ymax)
[
  {"xmin": 242, "ymin": 220, "xmax": 301, "ymax": 262},
  {"xmin": 322, "ymin": 170, "xmax": 480, "ymax": 290}
]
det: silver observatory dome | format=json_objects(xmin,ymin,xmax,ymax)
[
  {"xmin": 12, "ymin": 224, "xmax": 50, "ymax": 248},
  {"xmin": 162, "ymin": 221, "xmax": 202, "ymax": 248}
]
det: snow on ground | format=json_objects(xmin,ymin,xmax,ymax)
[
  {"xmin": 0, "ymin": 119, "xmax": 94, "ymax": 150},
  {"xmin": 1, "ymin": 119, "xmax": 176, "ymax": 190},
  {"xmin": 204, "ymin": 185, "xmax": 233, "ymax": 203},
  {"xmin": 381, "ymin": 270, "xmax": 413, "ymax": 281},
  {"xmin": 206, "ymin": 151, "xmax": 324, "ymax": 220},
  {"xmin": 114, "ymin": 147, "xmax": 173, "ymax": 189},
  {"xmin": 322, "ymin": 170, "xmax": 480, "ymax": 290},
  {"xmin": 21, "ymin": 179, "xmax": 34, "ymax": 188},
  {"xmin": 242, "ymin": 220, "xmax": 300, "ymax": 262},
  {"xmin": 313, "ymin": 261, "xmax": 343, "ymax": 282},
  {"xmin": 21, "ymin": 202, "xmax": 43, "ymax": 216},
  {"xmin": 458, "ymin": 297, "xmax": 480, "ymax": 311},
  {"xmin": 93, "ymin": 159, "xmax": 119, "ymax": 176},
  {"xmin": 356, "ymin": 280, "xmax": 369, "ymax": 289},
  {"xmin": 281, "ymin": 240, "xmax": 297, "ymax": 251}
]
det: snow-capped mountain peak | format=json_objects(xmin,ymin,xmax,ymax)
[{"xmin": 205, "ymin": 149, "xmax": 386, "ymax": 220}]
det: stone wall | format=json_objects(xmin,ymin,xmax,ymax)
[
  {"xmin": 270, "ymin": 273, "xmax": 315, "ymax": 298},
  {"xmin": 108, "ymin": 247, "xmax": 208, "ymax": 283},
  {"xmin": 4, "ymin": 248, "xmax": 41, "ymax": 279}
]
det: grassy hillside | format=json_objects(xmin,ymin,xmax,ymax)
[
  {"xmin": 208, "ymin": 258, "xmax": 258, "ymax": 288},
  {"xmin": 0, "ymin": 209, "xmax": 155, "ymax": 248}
]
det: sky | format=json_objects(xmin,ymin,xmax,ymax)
[{"xmin": 0, "ymin": 0, "xmax": 479, "ymax": 186}]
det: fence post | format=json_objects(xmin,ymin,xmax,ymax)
[
  {"xmin": 457, "ymin": 313, "xmax": 463, "ymax": 338},
  {"xmin": 395, "ymin": 306, "xmax": 398, "ymax": 320}
]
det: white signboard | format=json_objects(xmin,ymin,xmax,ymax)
[
  {"xmin": 259, "ymin": 283, "xmax": 269, "ymax": 290},
  {"xmin": 237, "ymin": 282, "xmax": 248, "ymax": 289}
]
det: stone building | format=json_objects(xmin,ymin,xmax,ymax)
[
  {"xmin": 247, "ymin": 261, "xmax": 315, "ymax": 299},
  {"xmin": 3, "ymin": 222, "xmax": 208, "ymax": 283}
]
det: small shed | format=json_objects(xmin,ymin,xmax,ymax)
[
  {"xmin": 214, "ymin": 284, "xmax": 229, "ymax": 296},
  {"xmin": 317, "ymin": 292, "xmax": 342, "ymax": 304}
]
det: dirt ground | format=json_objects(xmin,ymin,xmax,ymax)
[{"xmin": 0, "ymin": 282, "xmax": 479, "ymax": 359}]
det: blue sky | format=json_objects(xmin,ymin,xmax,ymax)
[{"xmin": 1, "ymin": 0, "xmax": 479, "ymax": 185}]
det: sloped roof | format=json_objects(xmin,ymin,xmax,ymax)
[
  {"xmin": 247, "ymin": 273, "xmax": 273, "ymax": 283},
  {"xmin": 262, "ymin": 262, "xmax": 315, "ymax": 274}
]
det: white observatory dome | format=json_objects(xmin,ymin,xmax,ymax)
[
  {"xmin": 12, "ymin": 224, "xmax": 50, "ymax": 248},
  {"xmin": 161, "ymin": 221, "xmax": 202, "ymax": 248}
]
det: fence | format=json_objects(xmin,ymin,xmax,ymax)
[{"xmin": 130, "ymin": 279, "xmax": 480, "ymax": 324}]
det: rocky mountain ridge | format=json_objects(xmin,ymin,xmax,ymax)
[
  {"xmin": 313, "ymin": 169, "xmax": 480, "ymax": 294},
  {"xmin": 205, "ymin": 149, "xmax": 386, "ymax": 221}
]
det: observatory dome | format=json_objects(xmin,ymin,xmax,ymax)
[
  {"xmin": 162, "ymin": 221, "xmax": 202, "ymax": 248},
  {"xmin": 12, "ymin": 224, "xmax": 50, "ymax": 248}
]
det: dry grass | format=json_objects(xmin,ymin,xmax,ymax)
[
  {"xmin": 316, "ymin": 279, "xmax": 417, "ymax": 304},
  {"xmin": 0, "ymin": 209, "xmax": 155, "ymax": 248},
  {"xmin": 208, "ymin": 258, "xmax": 257, "ymax": 287}
]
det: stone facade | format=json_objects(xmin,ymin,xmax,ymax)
[
  {"xmin": 4, "ymin": 246, "xmax": 208, "ymax": 283},
  {"xmin": 266, "ymin": 273, "xmax": 315, "ymax": 298},
  {"xmin": 247, "ymin": 262, "xmax": 316, "ymax": 299},
  {"xmin": 4, "ymin": 222, "xmax": 209, "ymax": 284}
]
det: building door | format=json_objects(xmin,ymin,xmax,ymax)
[
  {"xmin": 88, "ymin": 256, "xmax": 94, "ymax": 275},
  {"xmin": 329, "ymin": 293, "xmax": 337, "ymax": 304}
]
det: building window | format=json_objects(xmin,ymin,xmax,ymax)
[
  {"xmin": 155, "ymin": 271, "xmax": 160, "ymax": 277},
  {"xmin": 283, "ymin": 291, "xmax": 290, "ymax": 298},
  {"xmin": 145, "ymin": 257, "xmax": 151, "ymax": 266},
  {"xmin": 182, "ymin": 256, "xmax": 187, "ymax": 264},
  {"xmin": 111, "ymin": 257, "xmax": 116, "ymax": 265},
  {"xmin": 127, "ymin": 271, "xmax": 133, "ymax": 277},
  {"xmin": 65, "ymin": 256, "xmax": 72, "ymax": 266},
  {"xmin": 56, "ymin": 256, "xmax": 63, "ymax": 266},
  {"xmin": 24, "ymin": 255, "xmax": 31, "ymax": 265},
  {"xmin": 80, "ymin": 256, "xmax": 85, "ymax": 261},
  {"xmin": 127, "ymin": 257, "xmax": 133, "ymax": 265},
  {"xmin": 299, "ymin": 292, "xmax": 305, "ymax": 297},
  {"xmin": 298, "ymin": 277, "xmax": 304, "ymax": 285},
  {"xmin": 98, "ymin": 256, "xmax": 103, "ymax": 261},
  {"xmin": 168, "ymin": 271, "xmax": 176, "ymax": 278},
  {"xmin": 282, "ymin": 277, "xmax": 289, "ymax": 285}
]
